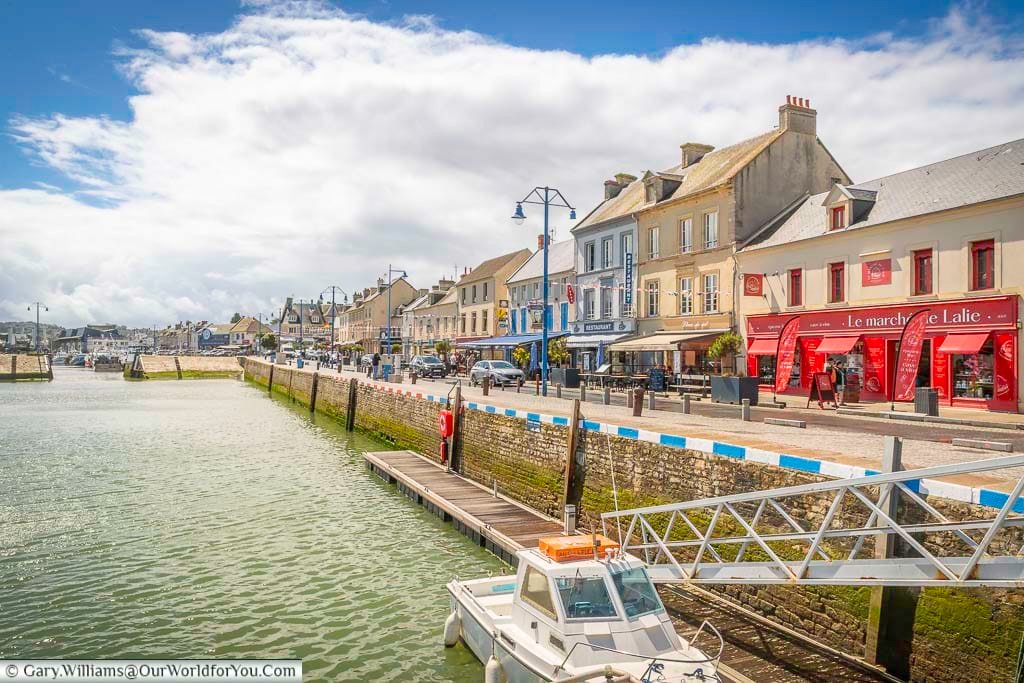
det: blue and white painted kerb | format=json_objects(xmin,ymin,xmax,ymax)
[{"xmin": 373, "ymin": 381, "xmax": 1022, "ymax": 515}]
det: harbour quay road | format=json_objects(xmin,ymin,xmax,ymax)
[{"xmin": 326, "ymin": 365, "xmax": 1023, "ymax": 494}]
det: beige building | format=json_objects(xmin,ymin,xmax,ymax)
[
  {"xmin": 455, "ymin": 249, "xmax": 532, "ymax": 348},
  {"xmin": 738, "ymin": 137, "xmax": 1024, "ymax": 413},
  {"xmin": 410, "ymin": 280, "xmax": 458, "ymax": 356},
  {"xmin": 506, "ymin": 238, "xmax": 576, "ymax": 337},
  {"xmin": 337, "ymin": 277, "xmax": 418, "ymax": 353},
  {"xmin": 620, "ymin": 97, "xmax": 849, "ymax": 374}
]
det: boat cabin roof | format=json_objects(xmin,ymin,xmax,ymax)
[{"xmin": 518, "ymin": 547, "xmax": 646, "ymax": 577}]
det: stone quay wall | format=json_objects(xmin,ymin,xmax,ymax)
[
  {"xmin": 0, "ymin": 354, "xmax": 51, "ymax": 380},
  {"xmin": 240, "ymin": 358, "xmax": 1024, "ymax": 683}
]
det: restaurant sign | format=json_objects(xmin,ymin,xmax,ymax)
[{"xmin": 747, "ymin": 297, "xmax": 1016, "ymax": 337}]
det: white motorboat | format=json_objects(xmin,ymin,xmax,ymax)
[{"xmin": 445, "ymin": 535, "xmax": 722, "ymax": 682}]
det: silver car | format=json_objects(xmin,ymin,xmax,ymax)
[{"xmin": 469, "ymin": 360, "xmax": 524, "ymax": 386}]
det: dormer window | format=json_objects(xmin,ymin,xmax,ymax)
[
  {"xmin": 830, "ymin": 206, "xmax": 845, "ymax": 231},
  {"xmin": 644, "ymin": 181, "xmax": 656, "ymax": 203}
]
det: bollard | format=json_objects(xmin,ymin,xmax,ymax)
[
  {"xmin": 648, "ymin": 389, "xmax": 656, "ymax": 411},
  {"xmin": 632, "ymin": 387, "xmax": 644, "ymax": 417},
  {"xmin": 563, "ymin": 504, "xmax": 577, "ymax": 535},
  {"xmin": 580, "ymin": 383, "xmax": 586, "ymax": 402},
  {"xmin": 410, "ymin": 371, "xmax": 417, "ymax": 385},
  {"xmin": 683, "ymin": 394, "xmax": 691, "ymax": 414},
  {"xmin": 535, "ymin": 378, "xmax": 540, "ymax": 395},
  {"xmin": 516, "ymin": 379, "xmax": 521, "ymax": 393},
  {"xmin": 482, "ymin": 374, "xmax": 490, "ymax": 396},
  {"xmin": 492, "ymin": 479, "xmax": 498, "ymax": 498},
  {"xmin": 626, "ymin": 388, "xmax": 633, "ymax": 408},
  {"xmin": 556, "ymin": 384, "xmax": 562, "ymax": 399},
  {"xmin": 603, "ymin": 386, "xmax": 611, "ymax": 405},
  {"xmin": 741, "ymin": 398, "xmax": 751, "ymax": 421}
]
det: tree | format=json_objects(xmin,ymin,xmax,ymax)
[
  {"xmin": 512, "ymin": 346, "xmax": 530, "ymax": 368},
  {"xmin": 547, "ymin": 336, "xmax": 570, "ymax": 367},
  {"xmin": 707, "ymin": 331, "xmax": 743, "ymax": 375},
  {"xmin": 259, "ymin": 333, "xmax": 277, "ymax": 350},
  {"xmin": 434, "ymin": 339, "xmax": 452, "ymax": 360},
  {"xmin": 230, "ymin": 313, "xmax": 242, "ymax": 324}
]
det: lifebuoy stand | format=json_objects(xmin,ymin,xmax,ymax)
[{"xmin": 438, "ymin": 409, "xmax": 454, "ymax": 466}]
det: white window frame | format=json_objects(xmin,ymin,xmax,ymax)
[
  {"xmin": 600, "ymin": 280, "xmax": 613, "ymax": 318},
  {"xmin": 680, "ymin": 217, "xmax": 693, "ymax": 254},
  {"xmin": 584, "ymin": 288, "xmax": 597, "ymax": 320},
  {"xmin": 646, "ymin": 281, "xmax": 660, "ymax": 317},
  {"xmin": 702, "ymin": 272, "xmax": 719, "ymax": 313},
  {"xmin": 620, "ymin": 232, "xmax": 634, "ymax": 266},
  {"xmin": 679, "ymin": 277, "xmax": 693, "ymax": 315},
  {"xmin": 648, "ymin": 227, "xmax": 660, "ymax": 260},
  {"xmin": 584, "ymin": 242, "xmax": 596, "ymax": 272},
  {"xmin": 601, "ymin": 237, "xmax": 614, "ymax": 269},
  {"xmin": 703, "ymin": 211, "xmax": 718, "ymax": 250}
]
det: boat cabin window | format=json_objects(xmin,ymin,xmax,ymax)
[
  {"xmin": 555, "ymin": 575, "xmax": 617, "ymax": 619},
  {"xmin": 520, "ymin": 566, "xmax": 558, "ymax": 620},
  {"xmin": 610, "ymin": 567, "xmax": 664, "ymax": 618}
]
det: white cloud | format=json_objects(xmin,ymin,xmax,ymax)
[{"xmin": 2, "ymin": 2, "xmax": 1023, "ymax": 326}]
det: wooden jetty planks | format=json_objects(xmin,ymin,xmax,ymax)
[{"xmin": 364, "ymin": 449, "xmax": 563, "ymax": 562}]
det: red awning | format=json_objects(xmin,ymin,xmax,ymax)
[
  {"xmin": 816, "ymin": 336, "xmax": 860, "ymax": 355},
  {"xmin": 747, "ymin": 339, "xmax": 777, "ymax": 355},
  {"xmin": 937, "ymin": 332, "xmax": 990, "ymax": 355}
]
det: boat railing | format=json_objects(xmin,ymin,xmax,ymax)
[{"xmin": 554, "ymin": 622, "xmax": 724, "ymax": 676}]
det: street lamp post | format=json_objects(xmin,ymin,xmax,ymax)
[
  {"xmin": 320, "ymin": 286, "xmax": 349, "ymax": 359},
  {"xmin": 511, "ymin": 187, "xmax": 575, "ymax": 396},
  {"xmin": 384, "ymin": 266, "xmax": 407, "ymax": 358},
  {"xmin": 27, "ymin": 302, "xmax": 48, "ymax": 353}
]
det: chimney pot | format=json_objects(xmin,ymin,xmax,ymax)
[
  {"xmin": 786, "ymin": 95, "xmax": 792, "ymax": 105},
  {"xmin": 805, "ymin": 98, "xmax": 810, "ymax": 108},
  {"xmin": 537, "ymin": 234, "xmax": 545, "ymax": 250}
]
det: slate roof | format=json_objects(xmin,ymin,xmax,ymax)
[
  {"xmin": 745, "ymin": 138, "xmax": 1024, "ymax": 251},
  {"xmin": 573, "ymin": 177, "xmax": 646, "ymax": 231},
  {"xmin": 458, "ymin": 249, "xmax": 532, "ymax": 286},
  {"xmin": 506, "ymin": 239, "xmax": 576, "ymax": 284},
  {"xmin": 660, "ymin": 129, "xmax": 784, "ymax": 203}
]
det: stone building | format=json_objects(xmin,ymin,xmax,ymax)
[
  {"xmin": 506, "ymin": 237, "xmax": 576, "ymax": 337},
  {"xmin": 738, "ymin": 137, "xmax": 1024, "ymax": 413},
  {"xmin": 569, "ymin": 173, "xmax": 641, "ymax": 370},
  {"xmin": 337, "ymin": 277, "xmax": 418, "ymax": 353},
  {"xmin": 615, "ymin": 96, "xmax": 849, "ymax": 374},
  {"xmin": 455, "ymin": 248, "xmax": 532, "ymax": 348},
  {"xmin": 408, "ymin": 278, "xmax": 457, "ymax": 357}
]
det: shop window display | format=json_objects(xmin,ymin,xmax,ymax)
[{"xmin": 953, "ymin": 339, "xmax": 995, "ymax": 400}]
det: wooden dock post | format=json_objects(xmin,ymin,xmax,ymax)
[
  {"xmin": 268, "ymin": 363, "xmax": 275, "ymax": 393},
  {"xmin": 562, "ymin": 399, "xmax": 581, "ymax": 510},
  {"xmin": 345, "ymin": 378, "xmax": 358, "ymax": 431},
  {"xmin": 450, "ymin": 385, "xmax": 462, "ymax": 473},
  {"xmin": 173, "ymin": 356, "xmax": 183, "ymax": 380},
  {"xmin": 309, "ymin": 372, "xmax": 319, "ymax": 413}
]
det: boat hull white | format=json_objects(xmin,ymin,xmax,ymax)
[{"xmin": 450, "ymin": 591, "xmax": 551, "ymax": 683}]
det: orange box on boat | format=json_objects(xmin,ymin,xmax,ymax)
[{"xmin": 539, "ymin": 534, "xmax": 620, "ymax": 562}]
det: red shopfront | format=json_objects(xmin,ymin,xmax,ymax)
[{"xmin": 745, "ymin": 296, "xmax": 1019, "ymax": 412}]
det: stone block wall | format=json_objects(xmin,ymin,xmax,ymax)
[{"xmin": 238, "ymin": 358, "xmax": 1023, "ymax": 682}]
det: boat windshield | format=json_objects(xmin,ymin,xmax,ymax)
[
  {"xmin": 610, "ymin": 567, "xmax": 664, "ymax": 618},
  {"xmin": 555, "ymin": 575, "xmax": 617, "ymax": 619}
]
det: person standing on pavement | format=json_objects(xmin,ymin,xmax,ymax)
[
  {"xmin": 371, "ymin": 352, "xmax": 381, "ymax": 379},
  {"xmin": 834, "ymin": 359, "xmax": 847, "ymax": 406}
]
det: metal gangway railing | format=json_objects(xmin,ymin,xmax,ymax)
[{"xmin": 601, "ymin": 453, "xmax": 1024, "ymax": 587}]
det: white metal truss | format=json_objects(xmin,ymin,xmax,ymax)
[{"xmin": 600, "ymin": 454, "xmax": 1024, "ymax": 587}]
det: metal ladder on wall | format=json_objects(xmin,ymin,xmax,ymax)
[{"xmin": 601, "ymin": 454, "xmax": 1024, "ymax": 587}]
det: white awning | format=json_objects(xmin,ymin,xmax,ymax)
[
  {"xmin": 609, "ymin": 330, "xmax": 727, "ymax": 353},
  {"xmin": 565, "ymin": 333, "xmax": 629, "ymax": 349}
]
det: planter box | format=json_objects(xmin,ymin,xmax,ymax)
[
  {"xmin": 550, "ymin": 367, "xmax": 580, "ymax": 389},
  {"xmin": 710, "ymin": 376, "xmax": 759, "ymax": 406}
]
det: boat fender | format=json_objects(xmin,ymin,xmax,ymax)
[
  {"xmin": 443, "ymin": 610, "xmax": 461, "ymax": 647},
  {"xmin": 483, "ymin": 654, "xmax": 503, "ymax": 683}
]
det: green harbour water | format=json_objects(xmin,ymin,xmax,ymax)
[{"xmin": 0, "ymin": 367, "xmax": 504, "ymax": 681}]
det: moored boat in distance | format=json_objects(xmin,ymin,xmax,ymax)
[
  {"xmin": 445, "ymin": 535, "xmax": 722, "ymax": 682},
  {"xmin": 92, "ymin": 353, "xmax": 123, "ymax": 372}
]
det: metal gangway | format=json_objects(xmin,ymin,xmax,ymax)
[{"xmin": 601, "ymin": 452, "xmax": 1024, "ymax": 587}]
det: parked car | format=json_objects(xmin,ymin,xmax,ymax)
[
  {"xmin": 359, "ymin": 353, "xmax": 375, "ymax": 369},
  {"xmin": 469, "ymin": 360, "xmax": 524, "ymax": 386},
  {"xmin": 410, "ymin": 355, "xmax": 447, "ymax": 378}
]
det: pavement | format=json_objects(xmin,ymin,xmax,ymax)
[{"xmin": 299, "ymin": 363, "xmax": 1024, "ymax": 494}]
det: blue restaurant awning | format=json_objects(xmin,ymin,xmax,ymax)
[{"xmin": 461, "ymin": 331, "xmax": 569, "ymax": 349}]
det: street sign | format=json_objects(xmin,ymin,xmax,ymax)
[{"xmin": 624, "ymin": 253, "xmax": 633, "ymax": 308}]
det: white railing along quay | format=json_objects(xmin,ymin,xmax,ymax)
[{"xmin": 601, "ymin": 453, "xmax": 1024, "ymax": 587}]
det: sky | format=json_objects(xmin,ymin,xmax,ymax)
[{"xmin": 1, "ymin": 0, "xmax": 1023, "ymax": 327}]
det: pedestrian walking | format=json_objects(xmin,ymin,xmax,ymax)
[{"xmin": 372, "ymin": 352, "xmax": 381, "ymax": 379}]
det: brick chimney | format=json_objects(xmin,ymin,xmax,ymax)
[
  {"xmin": 680, "ymin": 143, "xmax": 714, "ymax": 167},
  {"xmin": 779, "ymin": 95, "xmax": 817, "ymax": 136}
]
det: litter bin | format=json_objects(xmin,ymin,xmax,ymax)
[
  {"xmin": 914, "ymin": 387, "xmax": 939, "ymax": 416},
  {"xmin": 296, "ymin": 357, "xmax": 304, "ymax": 369},
  {"xmin": 382, "ymin": 364, "xmax": 392, "ymax": 381}
]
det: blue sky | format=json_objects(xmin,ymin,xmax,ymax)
[
  {"xmin": 2, "ymin": 0, "xmax": 1020, "ymax": 190},
  {"xmin": 2, "ymin": 0, "xmax": 1023, "ymax": 326}
]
